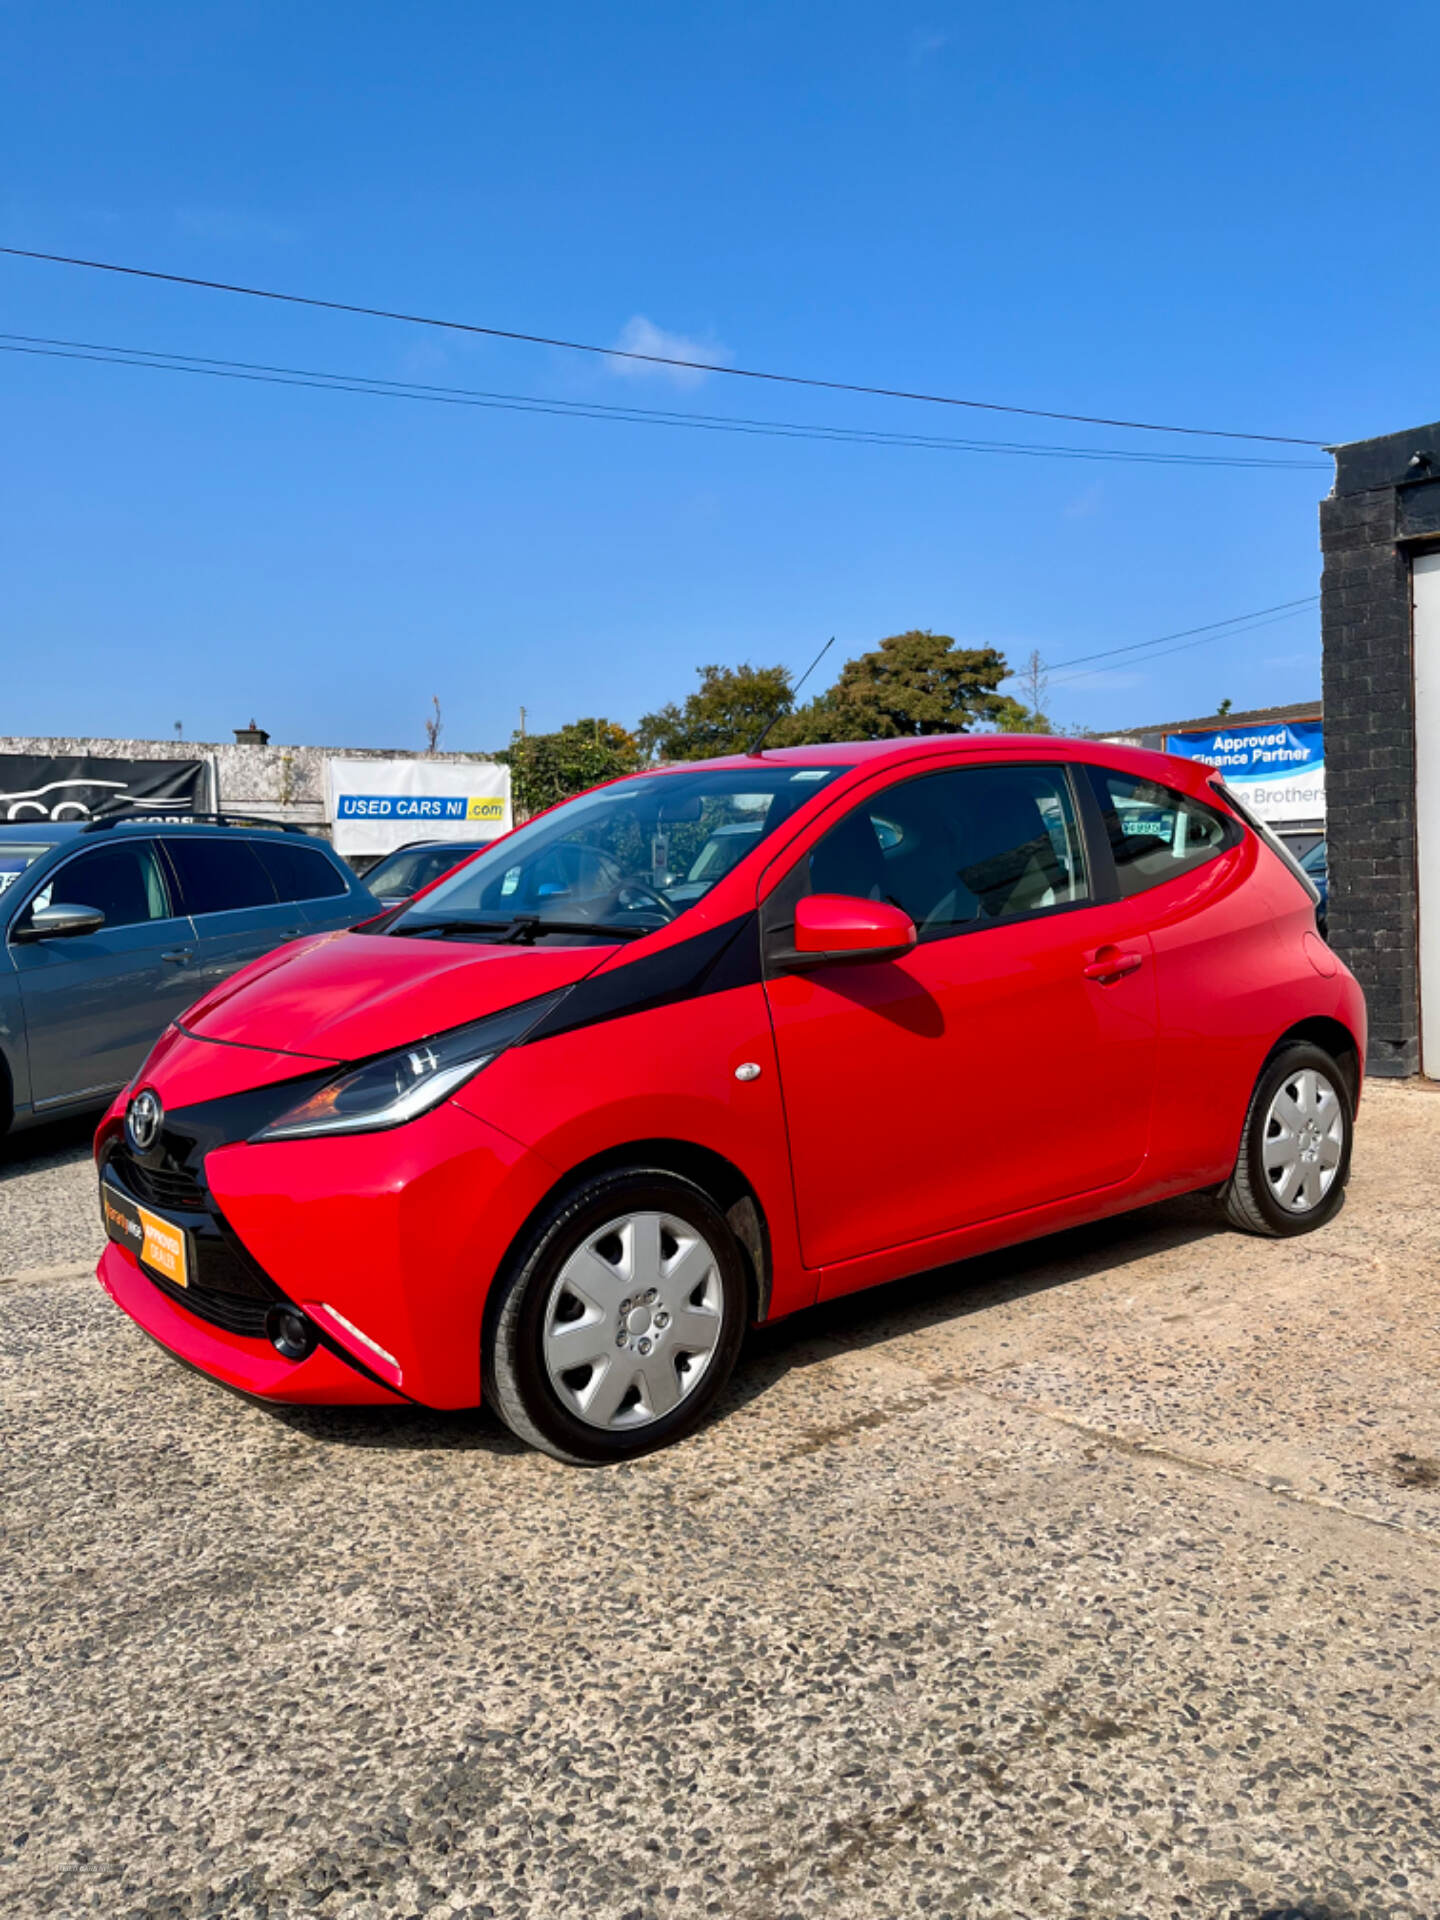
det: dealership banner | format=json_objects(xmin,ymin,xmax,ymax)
[
  {"xmin": 326, "ymin": 756, "xmax": 512, "ymax": 857},
  {"xmin": 1164, "ymin": 721, "xmax": 1324, "ymax": 825},
  {"xmin": 0, "ymin": 754, "xmax": 209, "ymax": 825}
]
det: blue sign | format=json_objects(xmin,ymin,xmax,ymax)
[
  {"xmin": 337, "ymin": 794, "xmax": 507, "ymax": 823},
  {"xmin": 1165, "ymin": 720, "xmax": 1323, "ymax": 783},
  {"xmin": 1165, "ymin": 720, "xmax": 1324, "ymax": 824}
]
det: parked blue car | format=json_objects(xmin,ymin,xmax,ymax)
[
  {"xmin": 1301, "ymin": 839, "xmax": 1328, "ymax": 938},
  {"xmin": 0, "ymin": 817, "xmax": 377, "ymax": 1137}
]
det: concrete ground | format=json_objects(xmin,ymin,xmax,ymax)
[{"xmin": 2, "ymin": 1084, "xmax": 1439, "ymax": 1920}]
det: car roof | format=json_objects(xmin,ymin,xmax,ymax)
[
  {"xmin": 0, "ymin": 817, "xmax": 336, "ymax": 844},
  {"xmin": 379, "ymin": 839, "xmax": 485, "ymax": 854},
  {"xmin": 656, "ymin": 732, "xmax": 1225, "ymax": 795}
]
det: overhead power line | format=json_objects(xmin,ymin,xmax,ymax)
[
  {"xmin": 1044, "ymin": 596, "xmax": 1321, "ymax": 672},
  {"xmin": 0, "ymin": 333, "xmax": 1332, "ymax": 471},
  {"xmin": 1044, "ymin": 600, "xmax": 1318, "ymax": 688},
  {"xmin": 0, "ymin": 244, "xmax": 1327, "ymax": 448}
]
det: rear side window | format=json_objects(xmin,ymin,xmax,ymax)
[
  {"xmin": 29, "ymin": 842, "xmax": 173, "ymax": 929},
  {"xmin": 252, "ymin": 838, "xmax": 349, "ymax": 902},
  {"xmin": 1086, "ymin": 768, "xmax": 1235, "ymax": 896},
  {"xmin": 163, "ymin": 837, "xmax": 278, "ymax": 915},
  {"xmin": 806, "ymin": 763, "xmax": 1090, "ymax": 937}
]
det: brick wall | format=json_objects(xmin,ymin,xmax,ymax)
[{"xmin": 1320, "ymin": 421, "xmax": 1440, "ymax": 1076}]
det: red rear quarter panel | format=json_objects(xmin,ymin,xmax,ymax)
[{"xmin": 1126, "ymin": 802, "xmax": 1365, "ymax": 1187}]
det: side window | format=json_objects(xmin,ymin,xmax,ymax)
[
  {"xmin": 252, "ymin": 838, "xmax": 349, "ymax": 902},
  {"xmin": 28, "ymin": 842, "xmax": 173, "ymax": 930},
  {"xmin": 162, "ymin": 837, "xmax": 278, "ymax": 916},
  {"xmin": 1086, "ymin": 768, "xmax": 1235, "ymax": 896},
  {"xmin": 806, "ymin": 764, "xmax": 1090, "ymax": 937}
]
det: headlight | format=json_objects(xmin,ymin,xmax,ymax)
[{"xmin": 251, "ymin": 991, "xmax": 564, "ymax": 1141}]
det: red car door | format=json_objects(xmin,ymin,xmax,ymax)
[{"xmin": 760, "ymin": 758, "xmax": 1158, "ymax": 1274}]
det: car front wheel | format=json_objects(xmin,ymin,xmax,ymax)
[
  {"xmin": 1219, "ymin": 1040, "xmax": 1354, "ymax": 1237},
  {"xmin": 483, "ymin": 1168, "xmax": 749, "ymax": 1464}
]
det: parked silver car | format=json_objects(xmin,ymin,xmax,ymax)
[
  {"xmin": 358, "ymin": 838, "xmax": 489, "ymax": 909},
  {"xmin": 0, "ymin": 816, "xmax": 377, "ymax": 1137}
]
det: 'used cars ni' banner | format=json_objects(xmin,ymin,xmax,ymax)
[
  {"xmin": 326, "ymin": 757, "xmax": 513, "ymax": 858},
  {"xmin": 0, "ymin": 754, "xmax": 208, "ymax": 824},
  {"xmin": 1164, "ymin": 721, "xmax": 1324, "ymax": 825}
]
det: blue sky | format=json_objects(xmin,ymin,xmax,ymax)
[{"xmin": 3, "ymin": 1, "xmax": 1436, "ymax": 751}]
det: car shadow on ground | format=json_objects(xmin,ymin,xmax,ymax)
[
  {"xmin": 0, "ymin": 1111, "xmax": 99, "ymax": 1177},
  {"xmin": 268, "ymin": 1191, "xmax": 1226, "ymax": 1460}
]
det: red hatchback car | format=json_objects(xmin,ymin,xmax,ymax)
[{"xmin": 96, "ymin": 738, "xmax": 1363, "ymax": 1463}]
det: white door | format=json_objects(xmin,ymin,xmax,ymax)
[{"xmin": 1416, "ymin": 551, "xmax": 1440, "ymax": 1077}]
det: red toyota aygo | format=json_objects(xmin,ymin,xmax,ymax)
[{"xmin": 96, "ymin": 738, "xmax": 1364, "ymax": 1463}]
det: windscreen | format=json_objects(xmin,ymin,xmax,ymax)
[
  {"xmin": 389, "ymin": 766, "xmax": 845, "ymax": 939},
  {"xmin": 366, "ymin": 844, "xmax": 479, "ymax": 898}
]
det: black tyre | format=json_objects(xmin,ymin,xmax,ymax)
[
  {"xmin": 483, "ymin": 1167, "xmax": 749, "ymax": 1464},
  {"xmin": 1219, "ymin": 1041, "xmax": 1354, "ymax": 1237}
]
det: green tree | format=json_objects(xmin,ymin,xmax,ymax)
[
  {"xmin": 778, "ymin": 630, "xmax": 1024, "ymax": 742},
  {"xmin": 638, "ymin": 663, "xmax": 793, "ymax": 762},
  {"xmin": 502, "ymin": 717, "xmax": 642, "ymax": 818}
]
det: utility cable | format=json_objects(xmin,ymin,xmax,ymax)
[
  {"xmin": 1043, "ymin": 596, "xmax": 1321, "ymax": 672},
  {"xmin": 0, "ymin": 245, "xmax": 1327, "ymax": 447},
  {"xmin": 1045, "ymin": 604, "xmax": 1317, "ymax": 688},
  {"xmin": 0, "ymin": 333, "xmax": 1331, "ymax": 471}
]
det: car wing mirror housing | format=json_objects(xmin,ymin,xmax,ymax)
[
  {"xmin": 15, "ymin": 901, "xmax": 107, "ymax": 942},
  {"xmin": 789, "ymin": 893, "xmax": 917, "ymax": 966}
]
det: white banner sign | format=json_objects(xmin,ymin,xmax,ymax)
[
  {"xmin": 1164, "ymin": 721, "xmax": 1324, "ymax": 826},
  {"xmin": 326, "ymin": 757, "xmax": 512, "ymax": 858}
]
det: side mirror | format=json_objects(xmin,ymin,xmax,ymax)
[
  {"xmin": 14, "ymin": 901, "xmax": 107, "ymax": 942},
  {"xmin": 791, "ymin": 893, "xmax": 917, "ymax": 964}
]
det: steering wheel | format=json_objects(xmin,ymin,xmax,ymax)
[{"xmin": 615, "ymin": 881, "xmax": 677, "ymax": 921}]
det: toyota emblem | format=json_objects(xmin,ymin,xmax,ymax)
[{"xmin": 126, "ymin": 1088, "xmax": 163, "ymax": 1154}]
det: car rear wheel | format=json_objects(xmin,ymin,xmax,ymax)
[
  {"xmin": 483, "ymin": 1168, "xmax": 749, "ymax": 1464},
  {"xmin": 1219, "ymin": 1041, "xmax": 1354, "ymax": 1237}
]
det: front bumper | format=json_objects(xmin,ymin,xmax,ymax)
[
  {"xmin": 97, "ymin": 1240, "xmax": 406, "ymax": 1406},
  {"xmin": 94, "ymin": 1037, "xmax": 561, "ymax": 1408}
]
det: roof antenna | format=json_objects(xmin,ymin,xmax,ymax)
[{"xmin": 746, "ymin": 636, "xmax": 835, "ymax": 756}]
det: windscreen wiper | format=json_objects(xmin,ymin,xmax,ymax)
[
  {"xmin": 391, "ymin": 916, "xmax": 647, "ymax": 942},
  {"xmin": 499, "ymin": 917, "xmax": 649, "ymax": 944},
  {"xmin": 390, "ymin": 918, "xmax": 517, "ymax": 939}
]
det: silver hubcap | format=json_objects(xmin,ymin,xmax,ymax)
[
  {"xmin": 1262, "ymin": 1066, "xmax": 1345, "ymax": 1212},
  {"xmin": 542, "ymin": 1211, "xmax": 725, "ymax": 1430}
]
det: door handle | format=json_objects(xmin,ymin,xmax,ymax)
[
  {"xmin": 161, "ymin": 949, "xmax": 194, "ymax": 965},
  {"xmin": 1083, "ymin": 946, "xmax": 1143, "ymax": 984}
]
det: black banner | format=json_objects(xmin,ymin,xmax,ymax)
[{"xmin": 0, "ymin": 754, "xmax": 208, "ymax": 824}]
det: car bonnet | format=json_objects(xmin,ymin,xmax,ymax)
[{"xmin": 176, "ymin": 926, "xmax": 617, "ymax": 1062}]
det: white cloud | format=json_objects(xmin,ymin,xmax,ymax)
[
  {"xmin": 174, "ymin": 207, "xmax": 297, "ymax": 247},
  {"xmin": 1263, "ymin": 650, "xmax": 1319, "ymax": 670},
  {"xmin": 396, "ymin": 337, "xmax": 452, "ymax": 381},
  {"xmin": 607, "ymin": 315, "xmax": 732, "ymax": 389},
  {"xmin": 907, "ymin": 29, "xmax": 950, "ymax": 61},
  {"xmin": 1062, "ymin": 481, "xmax": 1104, "ymax": 520}
]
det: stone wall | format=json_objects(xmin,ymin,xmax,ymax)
[{"xmin": 0, "ymin": 735, "xmax": 502, "ymax": 836}]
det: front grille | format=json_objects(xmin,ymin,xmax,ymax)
[
  {"xmin": 103, "ymin": 1148, "xmax": 287, "ymax": 1341},
  {"xmin": 109, "ymin": 1145, "xmax": 207, "ymax": 1212},
  {"xmin": 142, "ymin": 1266, "xmax": 274, "ymax": 1339}
]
